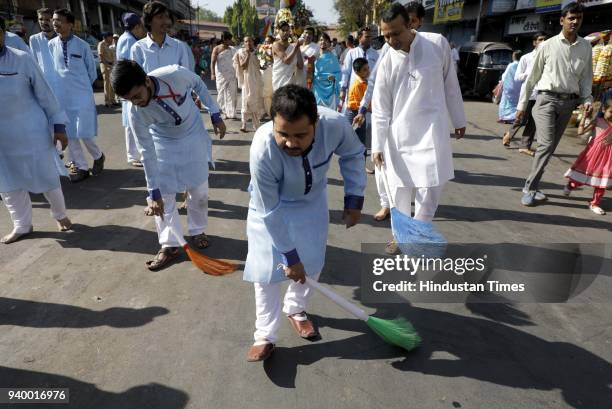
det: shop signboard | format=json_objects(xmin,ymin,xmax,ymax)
[
  {"xmin": 489, "ymin": 0, "xmax": 517, "ymax": 14},
  {"xmin": 507, "ymin": 14, "xmax": 543, "ymax": 34},
  {"xmin": 561, "ymin": 0, "xmax": 612, "ymax": 6},
  {"xmin": 433, "ymin": 0, "xmax": 465, "ymax": 24},
  {"xmin": 515, "ymin": 0, "xmax": 536, "ymax": 9},
  {"xmin": 535, "ymin": 0, "xmax": 562, "ymax": 13}
]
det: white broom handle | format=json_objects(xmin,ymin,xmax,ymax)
[
  {"xmin": 378, "ymin": 165, "xmax": 395, "ymax": 208},
  {"xmin": 305, "ymin": 277, "xmax": 369, "ymax": 321}
]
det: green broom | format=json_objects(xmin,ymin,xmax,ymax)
[{"xmin": 305, "ymin": 277, "xmax": 421, "ymax": 351}]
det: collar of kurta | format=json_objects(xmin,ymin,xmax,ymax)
[
  {"xmin": 146, "ymin": 33, "xmax": 171, "ymax": 49},
  {"xmin": 60, "ymin": 33, "xmax": 74, "ymax": 42}
]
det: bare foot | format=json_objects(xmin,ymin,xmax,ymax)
[
  {"xmin": 373, "ymin": 207, "xmax": 390, "ymax": 221},
  {"xmin": 56, "ymin": 217, "xmax": 72, "ymax": 231},
  {"xmin": 1, "ymin": 226, "xmax": 33, "ymax": 244}
]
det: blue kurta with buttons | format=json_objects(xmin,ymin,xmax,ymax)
[
  {"xmin": 0, "ymin": 47, "xmax": 67, "ymax": 193},
  {"xmin": 116, "ymin": 30, "xmax": 139, "ymax": 127},
  {"xmin": 244, "ymin": 107, "xmax": 367, "ymax": 284},
  {"xmin": 48, "ymin": 34, "xmax": 97, "ymax": 140},
  {"xmin": 29, "ymin": 32, "xmax": 60, "ymax": 93},
  {"xmin": 128, "ymin": 65, "xmax": 221, "ymax": 196}
]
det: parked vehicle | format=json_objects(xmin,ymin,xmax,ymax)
[{"xmin": 457, "ymin": 42, "xmax": 513, "ymax": 99}]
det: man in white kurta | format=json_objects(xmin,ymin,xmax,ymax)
[
  {"xmin": 211, "ymin": 32, "xmax": 238, "ymax": 120},
  {"xmin": 111, "ymin": 61, "xmax": 226, "ymax": 270},
  {"xmin": 244, "ymin": 85, "xmax": 366, "ymax": 362},
  {"xmin": 339, "ymin": 27, "xmax": 378, "ymax": 111},
  {"xmin": 297, "ymin": 27, "xmax": 320, "ymax": 88},
  {"xmin": 272, "ymin": 21, "xmax": 304, "ymax": 91},
  {"xmin": 116, "ymin": 12, "xmax": 146, "ymax": 167},
  {"xmin": 372, "ymin": 4, "xmax": 465, "ymax": 248},
  {"xmin": 49, "ymin": 9, "xmax": 104, "ymax": 183},
  {"xmin": 236, "ymin": 36, "xmax": 264, "ymax": 132},
  {"xmin": 0, "ymin": 19, "xmax": 71, "ymax": 244}
]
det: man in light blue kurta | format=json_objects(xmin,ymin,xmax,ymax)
[
  {"xmin": 116, "ymin": 12, "xmax": 146, "ymax": 166},
  {"xmin": 3, "ymin": 31, "xmax": 30, "ymax": 54},
  {"xmin": 49, "ymin": 9, "xmax": 104, "ymax": 183},
  {"xmin": 111, "ymin": 61, "xmax": 226, "ymax": 271},
  {"xmin": 0, "ymin": 17, "xmax": 72, "ymax": 244},
  {"xmin": 244, "ymin": 85, "xmax": 366, "ymax": 362},
  {"xmin": 29, "ymin": 8, "xmax": 59, "ymax": 90}
]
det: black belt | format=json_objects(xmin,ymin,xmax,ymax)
[{"xmin": 538, "ymin": 90, "xmax": 579, "ymax": 100}]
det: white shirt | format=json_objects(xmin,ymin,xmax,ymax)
[
  {"xmin": 131, "ymin": 33, "xmax": 193, "ymax": 73},
  {"xmin": 514, "ymin": 50, "xmax": 538, "ymax": 101},
  {"xmin": 518, "ymin": 32, "xmax": 593, "ymax": 111},
  {"xmin": 340, "ymin": 45, "xmax": 378, "ymax": 91},
  {"xmin": 372, "ymin": 32, "xmax": 465, "ymax": 188}
]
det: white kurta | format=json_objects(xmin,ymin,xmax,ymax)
[
  {"xmin": 48, "ymin": 34, "xmax": 98, "ymax": 140},
  {"xmin": 244, "ymin": 107, "xmax": 367, "ymax": 284},
  {"xmin": 236, "ymin": 49, "xmax": 264, "ymax": 117},
  {"xmin": 116, "ymin": 30, "xmax": 139, "ymax": 127},
  {"xmin": 0, "ymin": 46, "xmax": 67, "ymax": 193},
  {"xmin": 130, "ymin": 34, "xmax": 193, "ymax": 74},
  {"xmin": 214, "ymin": 47, "xmax": 237, "ymax": 118},
  {"xmin": 128, "ymin": 65, "xmax": 221, "ymax": 196},
  {"xmin": 372, "ymin": 32, "xmax": 466, "ymax": 189},
  {"xmin": 296, "ymin": 42, "xmax": 320, "ymax": 86},
  {"xmin": 272, "ymin": 43, "xmax": 298, "ymax": 91}
]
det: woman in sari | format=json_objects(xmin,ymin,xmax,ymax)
[
  {"xmin": 498, "ymin": 51, "xmax": 522, "ymax": 123},
  {"xmin": 313, "ymin": 33, "xmax": 341, "ymax": 109}
]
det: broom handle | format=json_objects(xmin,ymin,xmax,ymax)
[
  {"xmin": 305, "ymin": 278, "xmax": 369, "ymax": 322},
  {"xmin": 378, "ymin": 165, "xmax": 395, "ymax": 208}
]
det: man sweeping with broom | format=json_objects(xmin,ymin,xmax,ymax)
[
  {"xmin": 245, "ymin": 85, "xmax": 367, "ymax": 362},
  {"xmin": 111, "ymin": 60, "xmax": 226, "ymax": 271}
]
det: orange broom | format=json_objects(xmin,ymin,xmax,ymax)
[{"xmin": 168, "ymin": 224, "xmax": 236, "ymax": 276}]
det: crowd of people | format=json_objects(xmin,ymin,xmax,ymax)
[{"xmin": 0, "ymin": 0, "xmax": 609, "ymax": 363}]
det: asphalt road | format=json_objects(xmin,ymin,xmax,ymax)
[{"xmin": 0, "ymin": 88, "xmax": 610, "ymax": 409}]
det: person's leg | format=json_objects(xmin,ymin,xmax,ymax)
[
  {"xmin": 186, "ymin": 180, "xmax": 209, "ymax": 237},
  {"xmin": 82, "ymin": 138, "xmax": 103, "ymax": 161},
  {"xmin": 42, "ymin": 187, "xmax": 71, "ymax": 231},
  {"xmin": 394, "ymin": 186, "xmax": 413, "ymax": 217},
  {"xmin": 374, "ymin": 167, "xmax": 390, "ymax": 210},
  {"xmin": 125, "ymin": 127, "xmax": 140, "ymax": 163},
  {"xmin": 414, "ymin": 185, "xmax": 444, "ymax": 222},
  {"xmin": 67, "ymin": 139, "xmax": 89, "ymax": 171},
  {"xmin": 154, "ymin": 193, "xmax": 182, "ymax": 248},
  {"xmin": 103, "ymin": 69, "xmax": 112, "ymax": 105},
  {"xmin": 216, "ymin": 78, "xmax": 226, "ymax": 116},
  {"xmin": 283, "ymin": 272, "xmax": 321, "ymax": 316},
  {"xmin": 1, "ymin": 190, "xmax": 33, "ymax": 234},
  {"xmin": 591, "ymin": 188, "xmax": 605, "ymax": 207},
  {"xmin": 254, "ymin": 281, "xmax": 282, "ymax": 344},
  {"xmin": 524, "ymin": 95, "xmax": 562, "ymax": 193},
  {"xmin": 251, "ymin": 111, "xmax": 260, "ymax": 130},
  {"xmin": 228, "ymin": 78, "xmax": 238, "ymax": 119},
  {"xmin": 520, "ymin": 99, "xmax": 537, "ymax": 149}
]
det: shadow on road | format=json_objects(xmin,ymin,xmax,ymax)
[
  {"xmin": 0, "ymin": 297, "xmax": 168, "ymax": 328},
  {"xmin": 0, "ymin": 366, "xmax": 189, "ymax": 409}
]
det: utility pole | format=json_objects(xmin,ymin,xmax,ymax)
[{"xmin": 473, "ymin": 0, "xmax": 484, "ymax": 42}]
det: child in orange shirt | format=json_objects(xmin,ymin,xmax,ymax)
[{"xmin": 346, "ymin": 58, "xmax": 370, "ymax": 148}]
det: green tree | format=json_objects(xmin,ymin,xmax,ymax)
[
  {"xmin": 333, "ymin": 0, "xmax": 385, "ymax": 37},
  {"xmin": 196, "ymin": 7, "xmax": 222, "ymax": 22},
  {"xmin": 223, "ymin": 0, "xmax": 261, "ymax": 40}
]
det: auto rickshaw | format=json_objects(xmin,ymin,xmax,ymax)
[{"xmin": 457, "ymin": 42, "xmax": 513, "ymax": 98}]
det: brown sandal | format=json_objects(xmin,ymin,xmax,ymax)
[
  {"xmin": 145, "ymin": 247, "xmax": 179, "ymax": 271},
  {"xmin": 192, "ymin": 233, "xmax": 210, "ymax": 249}
]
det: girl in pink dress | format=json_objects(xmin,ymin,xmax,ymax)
[{"xmin": 563, "ymin": 99, "xmax": 612, "ymax": 215}]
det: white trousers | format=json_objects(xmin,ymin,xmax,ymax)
[
  {"xmin": 68, "ymin": 138, "xmax": 102, "ymax": 171},
  {"xmin": 241, "ymin": 109, "xmax": 260, "ymax": 130},
  {"xmin": 1, "ymin": 188, "xmax": 67, "ymax": 233},
  {"xmin": 253, "ymin": 272, "xmax": 320, "ymax": 344},
  {"xmin": 154, "ymin": 181, "xmax": 209, "ymax": 248},
  {"xmin": 374, "ymin": 167, "xmax": 390, "ymax": 208},
  {"xmin": 125, "ymin": 127, "xmax": 140, "ymax": 163},
  {"xmin": 394, "ymin": 185, "xmax": 444, "ymax": 222}
]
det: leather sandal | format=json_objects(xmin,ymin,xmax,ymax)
[
  {"xmin": 247, "ymin": 341, "xmax": 275, "ymax": 362},
  {"xmin": 287, "ymin": 312, "xmax": 318, "ymax": 339},
  {"xmin": 145, "ymin": 247, "xmax": 179, "ymax": 271}
]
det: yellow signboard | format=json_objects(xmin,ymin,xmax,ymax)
[
  {"xmin": 433, "ymin": 0, "xmax": 465, "ymax": 24},
  {"xmin": 535, "ymin": 0, "xmax": 562, "ymax": 13}
]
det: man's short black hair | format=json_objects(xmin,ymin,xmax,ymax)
[
  {"xmin": 358, "ymin": 27, "xmax": 370, "ymax": 38},
  {"xmin": 533, "ymin": 31, "xmax": 548, "ymax": 41},
  {"xmin": 346, "ymin": 35, "xmax": 354, "ymax": 46},
  {"xmin": 304, "ymin": 26, "xmax": 315, "ymax": 34},
  {"xmin": 320, "ymin": 32, "xmax": 331, "ymax": 43},
  {"xmin": 278, "ymin": 21, "xmax": 290, "ymax": 30},
  {"xmin": 53, "ymin": 8, "xmax": 75, "ymax": 24},
  {"xmin": 381, "ymin": 2, "xmax": 410, "ymax": 24},
  {"xmin": 353, "ymin": 57, "xmax": 368, "ymax": 73},
  {"xmin": 111, "ymin": 60, "xmax": 147, "ymax": 96},
  {"xmin": 222, "ymin": 31, "xmax": 232, "ymax": 41},
  {"xmin": 271, "ymin": 85, "xmax": 318, "ymax": 125},
  {"xmin": 404, "ymin": 1, "xmax": 425, "ymax": 19},
  {"xmin": 37, "ymin": 7, "xmax": 53, "ymax": 16},
  {"xmin": 561, "ymin": 1, "xmax": 584, "ymax": 17},
  {"xmin": 142, "ymin": 1, "xmax": 174, "ymax": 32}
]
